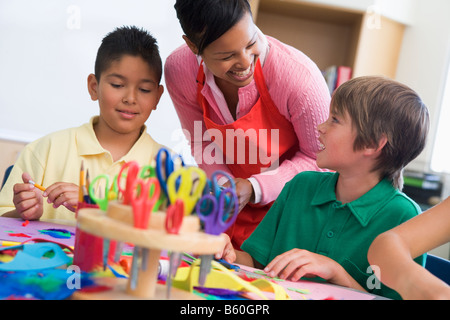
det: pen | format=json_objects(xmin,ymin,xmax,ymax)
[{"xmin": 28, "ymin": 180, "xmax": 46, "ymax": 192}]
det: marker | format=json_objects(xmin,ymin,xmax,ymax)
[{"xmin": 28, "ymin": 180, "xmax": 46, "ymax": 192}]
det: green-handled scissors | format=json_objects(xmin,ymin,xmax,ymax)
[{"xmin": 88, "ymin": 174, "xmax": 119, "ymax": 211}]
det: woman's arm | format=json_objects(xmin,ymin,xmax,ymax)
[
  {"xmin": 253, "ymin": 56, "xmax": 331, "ymax": 204},
  {"xmin": 368, "ymin": 197, "xmax": 450, "ymax": 300}
]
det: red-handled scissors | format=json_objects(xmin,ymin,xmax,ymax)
[
  {"xmin": 130, "ymin": 177, "xmax": 161, "ymax": 229},
  {"xmin": 117, "ymin": 161, "xmax": 141, "ymax": 205},
  {"xmin": 165, "ymin": 198, "xmax": 185, "ymax": 299}
]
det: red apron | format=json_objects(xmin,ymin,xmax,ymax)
[{"xmin": 196, "ymin": 59, "xmax": 299, "ymax": 249}]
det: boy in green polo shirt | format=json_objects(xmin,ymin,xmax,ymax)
[{"xmin": 217, "ymin": 76, "xmax": 430, "ymax": 299}]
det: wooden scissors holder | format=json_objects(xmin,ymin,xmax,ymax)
[{"xmin": 73, "ymin": 201, "xmax": 226, "ymax": 300}]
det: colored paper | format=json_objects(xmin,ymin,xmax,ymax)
[
  {"xmin": 237, "ymin": 265, "xmax": 377, "ymax": 300},
  {"xmin": 0, "ymin": 217, "xmax": 76, "ymax": 247}
]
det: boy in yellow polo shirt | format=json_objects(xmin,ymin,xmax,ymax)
[
  {"xmin": 0, "ymin": 26, "xmax": 165, "ymax": 221},
  {"xmin": 218, "ymin": 76, "xmax": 430, "ymax": 299}
]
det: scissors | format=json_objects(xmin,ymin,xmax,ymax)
[
  {"xmin": 164, "ymin": 166, "xmax": 206, "ymax": 297},
  {"xmin": 117, "ymin": 161, "xmax": 141, "ymax": 205},
  {"xmin": 201, "ymin": 170, "xmax": 236, "ymax": 212},
  {"xmin": 195, "ymin": 187, "xmax": 238, "ymax": 235},
  {"xmin": 195, "ymin": 172, "xmax": 239, "ymax": 286},
  {"xmin": 127, "ymin": 174, "xmax": 161, "ymax": 290},
  {"xmin": 166, "ymin": 166, "xmax": 207, "ymax": 216},
  {"xmin": 164, "ymin": 198, "xmax": 185, "ymax": 299},
  {"xmin": 88, "ymin": 173, "xmax": 121, "ymax": 270},
  {"xmin": 156, "ymin": 148, "xmax": 185, "ymax": 201},
  {"xmin": 139, "ymin": 164, "xmax": 157, "ymax": 179},
  {"xmin": 130, "ymin": 177, "xmax": 161, "ymax": 229},
  {"xmin": 88, "ymin": 174, "xmax": 119, "ymax": 211}
]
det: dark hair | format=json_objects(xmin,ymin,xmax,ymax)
[
  {"xmin": 174, "ymin": 0, "xmax": 252, "ymax": 54},
  {"xmin": 331, "ymin": 76, "xmax": 430, "ymax": 190},
  {"xmin": 94, "ymin": 26, "xmax": 162, "ymax": 83}
]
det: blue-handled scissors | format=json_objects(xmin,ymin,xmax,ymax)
[
  {"xmin": 195, "ymin": 172, "xmax": 239, "ymax": 286},
  {"xmin": 166, "ymin": 166, "xmax": 207, "ymax": 216},
  {"xmin": 156, "ymin": 147, "xmax": 185, "ymax": 201},
  {"xmin": 201, "ymin": 170, "xmax": 236, "ymax": 213},
  {"xmin": 88, "ymin": 174, "xmax": 119, "ymax": 211},
  {"xmin": 195, "ymin": 188, "xmax": 238, "ymax": 235}
]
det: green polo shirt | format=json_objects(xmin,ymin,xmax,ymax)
[{"xmin": 242, "ymin": 171, "xmax": 425, "ymax": 300}]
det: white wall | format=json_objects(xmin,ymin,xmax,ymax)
[
  {"xmin": 0, "ymin": 0, "xmax": 194, "ymax": 161},
  {"xmin": 395, "ymin": 0, "xmax": 450, "ymax": 173}
]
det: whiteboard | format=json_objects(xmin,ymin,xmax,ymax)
[{"xmin": 0, "ymin": 0, "xmax": 195, "ymax": 163}]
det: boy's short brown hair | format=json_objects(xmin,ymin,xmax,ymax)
[{"xmin": 331, "ymin": 76, "xmax": 429, "ymax": 190}]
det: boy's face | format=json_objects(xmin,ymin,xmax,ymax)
[
  {"xmin": 316, "ymin": 108, "xmax": 364, "ymax": 172},
  {"xmin": 88, "ymin": 55, "xmax": 163, "ymax": 137}
]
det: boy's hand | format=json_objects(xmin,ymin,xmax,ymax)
[
  {"xmin": 264, "ymin": 249, "xmax": 340, "ymax": 282},
  {"xmin": 44, "ymin": 182, "xmax": 79, "ymax": 212},
  {"xmin": 214, "ymin": 233, "xmax": 236, "ymax": 263},
  {"xmin": 13, "ymin": 173, "xmax": 44, "ymax": 220}
]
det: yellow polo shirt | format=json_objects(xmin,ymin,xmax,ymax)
[{"xmin": 0, "ymin": 117, "xmax": 165, "ymax": 221}]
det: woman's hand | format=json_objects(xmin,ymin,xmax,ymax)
[{"xmin": 232, "ymin": 178, "xmax": 254, "ymax": 212}]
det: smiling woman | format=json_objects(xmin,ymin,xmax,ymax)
[{"xmin": 164, "ymin": 0, "xmax": 331, "ymax": 249}]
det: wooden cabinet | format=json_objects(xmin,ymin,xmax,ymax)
[{"xmin": 250, "ymin": 0, "xmax": 406, "ymax": 79}]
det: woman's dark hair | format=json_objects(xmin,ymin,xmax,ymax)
[{"xmin": 174, "ymin": 0, "xmax": 252, "ymax": 54}]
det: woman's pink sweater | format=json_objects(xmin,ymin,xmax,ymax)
[{"xmin": 164, "ymin": 36, "xmax": 330, "ymax": 205}]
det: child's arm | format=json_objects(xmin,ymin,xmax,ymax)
[
  {"xmin": 215, "ymin": 233, "xmax": 257, "ymax": 268},
  {"xmin": 264, "ymin": 249, "xmax": 366, "ymax": 292},
  {"xmin": 368, "ymin": 197, "xmax": 450, "ymax": 300}
]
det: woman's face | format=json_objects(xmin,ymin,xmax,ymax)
[{"xmin": 200, "ymin": 12, "xmax": 265, "ymax": 89}]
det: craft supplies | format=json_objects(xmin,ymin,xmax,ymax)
[{"xmin": 196, "ymin": 171, "xmax": 238, "ymax": 286}]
